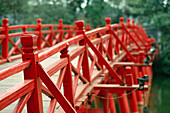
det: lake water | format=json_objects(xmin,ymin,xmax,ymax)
[{"xmin": 149, "ymin": 73, "xmax": 170, "ymax": 113}]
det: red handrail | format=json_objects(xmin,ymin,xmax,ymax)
[
  {"xmin": 0, "ymin": 18, "xmax": 92, "ymax": 64},
  {"xmin": 0, "ymin": 17, "xmax": 155, "ymax": 113}
]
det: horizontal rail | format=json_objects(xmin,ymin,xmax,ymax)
[
  {"xmin": 0, "ymin": 80, "xmax": 34, "ymax": 110},
  {"xmin": 0, "ymin": 17, "xmax": 154, "ymax": 112},
  {"xmin": 0, "ymin": 60, "xmax": 31, "ymax": 80},
  {"xmin": 39, "ymin": 35, "xmax": 83, "ymax": 61},
  {"xmin": 94, "ymin": 84, "xmax": 148, "ymax": 91}
]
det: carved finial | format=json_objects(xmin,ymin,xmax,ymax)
[
  {"xmin": 119, "ymin": 17, "xmax": 124, "ymax": 25},
  {"xmin": 21, "ymin": 35, "xmax": 37, "ymax": 53},
  {"xmin": 75, "ymin": 20, "xmax": 84, "ymax": 31},
  {"xmin": 105, "ymin": 18, "xmax": 111, "ymax": 25},
  {"xmin": 37, "ymin": 18, "xmax": 42, "ymax": 25},
  {"xmin": 132, "ymin": 20, "xmax": 135, "ymax": 26}
]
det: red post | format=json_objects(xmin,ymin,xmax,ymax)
[
  {"xmin": 36, "ymin": 18, "xmax": 42, "ymax": 50},
  {"xmin": 113, "ymin": 25, "xmax": 120, "ymax": 55},
  {"xmin": 1, "ymin": 18, "xmax": 9, "ymax": 59},
  {"xmin": 60, "ymin": 44, "xmax": 74, "ymax": 106},
  {"xmin": 58, "ymin": 19, "xmax": 63, "ymax": 42},
  {"xmin": 49, "ymin": 25, "xmax": 53, "ymax": 46},
  {"xmin": 109, "ymin": 93, "xmax": 116, "ymax": 113},
  {"xmin": 117, "ymin": 91, "xmax": 130, "ymax": 113},
  {"xmin": 125, "ymin": 67, "xmax": 139, "ymax": 113},
  {"xmin": 103, "ymin": 91, "xmax": 109, "ymax": 113},
  {"xmin": 105, "ymin": 18, "xmax": 113, "ymax": 61},
  {"xmin": 75, "ymin": 20, "xmax": 91, "ymax": 82},
  {"xmin": 86, "ymin": 23, "xmax": 91, "ymax": 31},
  {"xmin": 66, "ymin": 26, "xmax": 72, "ymax": 39},
  {"xmin": 21, "ymin": 35, "xmax": 43, "ymax": 113}
]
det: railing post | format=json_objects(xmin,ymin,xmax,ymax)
[
  {"xmin": 114, "ymin": 25, "xmax": 120, "ymax": 55},
  {"xmin": 60, "ymin": 44, "xmax": 74, "ymax": 106},
  {"xmin": 75, "ymin": 20, "xmax": 91, "ymax": 82},
  {"xmin": 86, "ymin": 23, "xmax": 91, "ymax": 31},
  {"xmin": 105, "ymin": 18, "xmax": 113, "ymax": 61},
  {"xmin": 49, "ymin": 25, "xmax": 53, "ymax": 46},
  {"xmin": 58, "ymin": 19, "xmax": 63, "ymax": 42},
  {"xmin": 117, "ymin": 66, "xmax": 130, "ymax": 113},
  {"xmin": 37, "ymin": 18, "xmax": 42, "ymax": 50},
  {"xmin": 1, "ymin": 18, "xmax": 9, "ymax": 59},
  {"xmin": 117, "ymin": 91, "xmax": 130, "ymax": 113},
  {"xmin": 65, "ymin": 26, "xmax": 72, "ymax": 40},
  {"xmin": 108, "ymin": 93, "xmax": 116, "ymax": 113},
  {"xmin": 21, "ymin": 35, "xmax": 43, "ymax": 113}
]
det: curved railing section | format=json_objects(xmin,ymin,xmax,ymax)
[{"xmin": 0, "ymin": 18, "xmax": 92, "ymax": 64}]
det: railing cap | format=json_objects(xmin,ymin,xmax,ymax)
[
  {"xmin": 127, "ymin": 18, "xmax": 130, "ymax": 23},
  {"xmin": 132, "ymin": 19, "xmax": 135, "ymax": 26},
  {"xmin": 105, "ymin": 18, "xmax": 111, "ymax": 25},
  {"xmin": 75, "ymin": 20, "xmax": 84, "ymax": 30},
  {"xmin": 37, "ymin": 18, "xmax": 42, "ymax": 24},
  {"xmin": 119, "ymin": 17, "xmax": 124, "ymax": 24},
  {"xmin": 2, "ymin": 18, "xmax": 9, "ymax": 25},
  {"xmin": 21, "ymin": 34, "xmax": 37, "ymax": 53},
  {"xmin": 59, "ymin": 19, "xmax": 63, "ymax": 24}
]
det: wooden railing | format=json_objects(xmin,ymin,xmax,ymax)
[
  {"xmin": 0, "ymin": 17, "xmax": 156, "ymax": 113},
  {"xmin": 0, "ymin": 18, "xmax": 92, "ymax": 64}
]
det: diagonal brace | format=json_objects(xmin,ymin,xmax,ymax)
[
  {"xmin": 110, "ymin": 29, "xmax": 136, "ymax": 63},
  {"xmin": 83, "ymin": 34, "xmax": 124, "ymax": 85},
  {"xmin": 123, "ymin": 26, "xmax": 142, "ymax": 50},
  {"xmin": 37, "ymin": 64, "xmax": 76, "ymax": 113}
]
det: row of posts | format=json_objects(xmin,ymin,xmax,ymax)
[
  {"xmin": 20, "ymin": 17, "xmax": 149, "ymax": 113},
  {"xmin": 0, "ymin": 18, "xmax": 92, "ymax": 60}
]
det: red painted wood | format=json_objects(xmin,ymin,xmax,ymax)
[
  {"xmin": 84, "ymin": 32, "xmax": 124, "ymax": 85},
  {"xmin": 0, "ymin": 60, "xmax": 31, "ymax": 80},
  {"xmin": 1, "ymin": 18, "xmax": 9, "ymax": 59},
  {"xmin": 0, "ymin": 17, "xmax": 154, "ymax": 113},
  {"xmin": 37, "ymin": 64, "xmax": 76, "ymax": 113},
  {"xmin": 87, "ymin": 108, "xmax": 104, "ymax": 113},
  {"xmin": 0, "ymin": 80, "xmax": 34, "ymax": 110},
  {"xmin": 13, "ymin": 91, "xmax": 33, "ymax": 113}
]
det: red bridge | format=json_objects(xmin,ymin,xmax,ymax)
[{"xmin": 0, "ymin": 17, "xmax": 158, "ymax": 113}]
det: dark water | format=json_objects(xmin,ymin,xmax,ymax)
[{"xmin": 149, "ymin": 74, "xmax": 170, "ymax": 113}]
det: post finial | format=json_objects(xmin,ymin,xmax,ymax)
[
  {"xmin": 127, "ymin": 18, "xmax": 130, "ymax": 24},
  {"xmin": 59, "ymin": 19, "xmax": 63, "ymax": 24},
  {"xmin": 105, "ymin": 18, "xmax": 111, "ymax": 25},
  {"xmin": 21, "ymin": 34, "xmax": 37, "ymax": 53},
  {"xmin": 75, "ymin": 20, "xmax": 84, "ymax": 30},
  {"xmin": 2, "ymin": 18, "xmax": 9, "ymax": 25},
  {"xmin": 132, "ymin": 20, "xmax": 135, "ymax": 26},
  {"xmin": 119, "ymin": 17, "xmax": 124, "ymax": 24},
  {"xmin": 37, "ymin": 18, "xmax": 42, "ymax": 24}
]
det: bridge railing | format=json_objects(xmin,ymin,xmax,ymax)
[
  {"xmin": 0, "ymin": 17, "xmax": 156, "ymax": 113},
  {"xmin": 0, "ymin": 18, "xmax": 92, "ymax": 64}
]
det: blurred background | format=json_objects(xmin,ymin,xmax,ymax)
[{"xmin": 0, "ymin": 0, "xmax": 170, "ymax": 112}]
